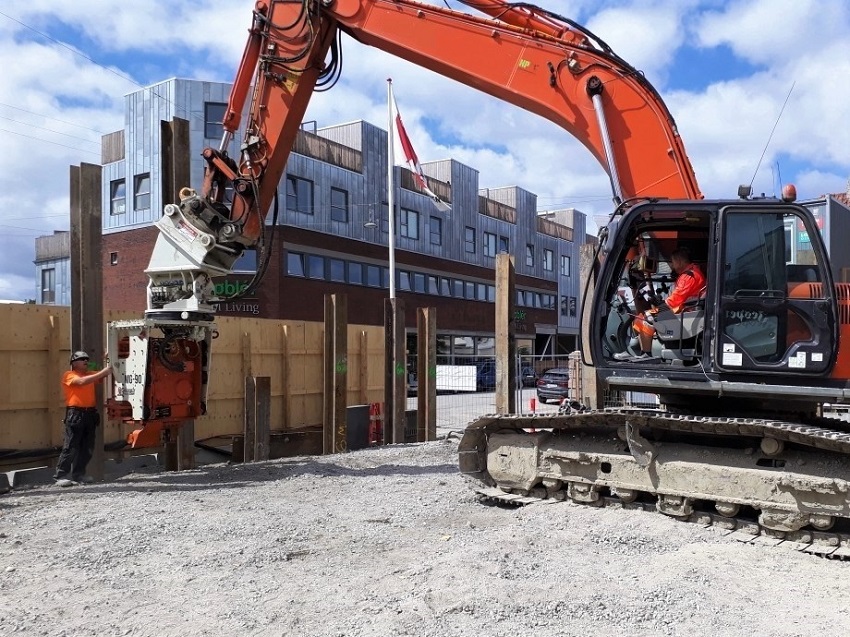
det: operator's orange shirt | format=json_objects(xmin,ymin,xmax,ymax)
[
  {"xmin": 666, "ymin": 264, "xmax": 706, "ymax": 313},
  {"xmin": 62, "ymin": 370, "xmax": 97, "ymax": 408}
]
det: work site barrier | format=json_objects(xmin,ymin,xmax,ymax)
[{"xmin": 0, "ymin": 304, "xmax": 384, "ymax": 462}]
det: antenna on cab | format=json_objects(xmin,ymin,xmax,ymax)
[{"xmin": 748, "ymin": 81, "xmax": 795, "ymax": 192}]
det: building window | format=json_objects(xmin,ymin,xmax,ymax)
[
  {"xmin": 477, "ymin": 283, "xmax": 487, "ymax": 301},
  {"xmin": 205, "ymin": 102, "xmax": 227, "ymax": 140},
  {"xmin": 543, "ymin": 248, "xmax": 554, "ymax": 271},
  {"xmin": 453, "ymin": 279, "xmax": 464, "ymax": 297},
  {"xmin": 464, "ymin": 227, "xmax": 476, "ymax": 253},
  {"xmin": 398, "ymin": 271, "xmax": 412, "ymax": 292},
  {"xmin": 499, "ymin": 236, "xmax": 509, "ymax": 254},
  {"xmin": 561, "ymin": 254, "xmax": 571, "ymax": 276},
  {"xmin": 286, "ymin": 252, "xmax": 305, "ymax": 277},
  {"xmin": 348, "ymin": 262, "xmax": 363, "ymax": 285},
  {"xmin": 110, "ymin": 179, "xmax": 125, "ymax": 215},
  {"xmin": 366, "ymin": 265, "xmax": 381, "ymax": 287},
  {"xmin": 134, "ymin": 173, "xmax": 151, "ymax": 211},
  {"xmin": 484, "ymin": 232, "xmax": 497, "ymax": 257},
  {"xmin": 400, "ymin": 207, "xmax": 419, "ymax": 240},
  {"xmin": 380, "ymin": 203, "xmax": 390, "ymax": 234},
  {"xmin": 306, "ymin": 254, "xmax": 324, "ymax": 279},
  {"xmin": 232, "ymin": 249, "xmax": 257, "ymax": 273},
  {"xmin": 110, "ymin": 252, "xmax": 119, "ymax": 266},
  {"xmin": 465, "ymin": 281, "xmax": 475, "ymax": 299},
  {"xmin": 41, "ymin": 268, "xmax": 55, "ymax": 304},
  {"xmin": 413, "ymin": 273, "xmax": 426, "ymax": 293},
  {"xmin": 568, "ymin": 296, "xmax": 577, "ymax": 317},
  {"xmin": 440, "ymin": 278, "xmax": 451, "ymax": 296},
  {"xmin": 329, "ymin": 258, "xmax": 346, "ymax": 282},
  {"xmin": 430, "ymin": 216, "xmax": 442, "ymax": 246},
  {"xmin": 330, "ymin": 187, "xmax": 348, "ymax": 223},
  {"xmin": 526, "ymin": 244, "xmax": 534, "ymax": 267},
  {"xmin": 428, "ymin": 275, "xmax": 439, "ymax": 295},
  {"xmin": 286, "ymin": 175, "xmax": 313, "ymax": 215}
]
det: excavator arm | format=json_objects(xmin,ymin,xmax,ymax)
[{"xmin": 222, "ymin": 0, "xmax": 701, "ymax": 231}]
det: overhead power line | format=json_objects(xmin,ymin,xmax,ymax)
[
  {"xmin": 0, "ymin": 127, "xmax": 100, "ymax": 157},
  {"xmin": 0, "ymin": 9, "xmax": 208, "ymax": 128},
  {"xmin": 0, "ymin": 101, "xmax": 106, "ymax": 135}
]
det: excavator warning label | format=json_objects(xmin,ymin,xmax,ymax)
[
  {"xmin": 178, "ymin": 221, "xmax": 198, "ymax": 240},
  {"xmin": 788, "ymin": 352, "xmax": 807, "ymax": 369},
  {"xmin": 722, "ymin": 352, "xmax": 743, "ymax": 366}
]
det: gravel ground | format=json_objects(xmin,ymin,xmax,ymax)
[{"xmin": 1, "ymin": 437, "xmax": 849, "ymax": 637}]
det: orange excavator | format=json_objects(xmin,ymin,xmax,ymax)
[{"xmin": 107, "ymin": 0, "xmax": 850, "ymax": 554}]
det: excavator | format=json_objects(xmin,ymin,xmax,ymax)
[{"xmin": 106, "ymin": 0, "xmax": 850, "ymax": 554}]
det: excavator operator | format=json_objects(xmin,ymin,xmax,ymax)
[{"xmin": 615, "ymin": 247, "xmax": 706, "ymax": 361}]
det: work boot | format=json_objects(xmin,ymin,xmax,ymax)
[
  {"xmin": 55, "ymin": 478, "xmax": 75, "ymax": 488},
  {"xmin": 613, "ymin": 351, "xmax": 633, "ymax": 361}
]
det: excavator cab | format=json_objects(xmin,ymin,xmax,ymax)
[{"xmin": 592, "ymin": 198, "xmax": 839, "ymax": 409}]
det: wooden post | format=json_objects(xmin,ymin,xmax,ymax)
[
  {"xmin": 417, "ymin": 307, "xmax": 437, "ymax": 441},
  {"xmin": 245, "ymin": 377, "xmax": 271, "ymax": 461},
  {"xmin": 332, "ymin": 295, "xmax": 348, "ymax": 453},
  {"xmin": 495, "ymin": 254, "xmax": 516, "ymax": 414},
  {"xmin": 281, "ymin": 325, "xmax": 290, "ymax": 431},
  {"xmin": 323, "ymin": 296, "xmax": 334, "ymax": 454},
  {"xmin": 70, "ymin": 162, "xmax": 104, "ymax": 479},
  {"xmin": 163, "ymin": 439, "xmax": 178, "ymax": 471},
  {"xmin": 244, "ymin": 377, "xmax": 256, "ymax": 462},
  {"xmin": 384, "ymin": 298, "xmax": 406, "ymax": 444},
  {"xmin": 359, "ymin": 330, "xmax": 369, "ymax": 405},
  {"xmin": 47, "ymin": 315, "xmax": 64, "ymax": 448},
  {"xmin": 242, "ymin": 332, "xmax": 255, "ymax": 461},
  {"xmin": 177, "ymin": 421, "xmax": 195, "ymax": 470},
  {"xmin": 232, "ymin": 436, "xmax": 245, "ymax": 463},
  {"xmin": 323, "ymin": 294, "xmax": 348, "ymax": 453}
]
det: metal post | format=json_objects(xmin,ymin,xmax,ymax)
[
  {"xmin": 70, "ymin": 162, "xmax": 104, "ymax": 479},
  {"xmin": 387, "ymin": 78, "xmax": 396, "ymax": 300}
]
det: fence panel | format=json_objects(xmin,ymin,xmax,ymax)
[{"xmin": 0, "ymin": 304, "xmax": 383, "ymax": 458}]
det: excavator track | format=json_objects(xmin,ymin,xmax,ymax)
[{"xmin": 458, "ymin": 409, "xmax": 850, "ymax": 559}]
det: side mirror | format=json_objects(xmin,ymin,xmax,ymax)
[{"xmin": 599, "ymin": 217, "xmax": 620, "ymax": 255}]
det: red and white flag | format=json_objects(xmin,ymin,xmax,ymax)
[{"xmin": 390, "ymin": 89, "xmax": 451, "ymax": 212}]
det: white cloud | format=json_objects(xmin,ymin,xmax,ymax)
[{"xmin": 695, "ymin": 0, "xmax": 850, "ymax": 65}]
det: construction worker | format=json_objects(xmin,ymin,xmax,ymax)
[
  {"xmin": 54, "ymin": 351, "xmax": 112, "ymax": 487},
  {"xmin": 616, "ymin": 247, "xmax": 706, "ymax": 361}
]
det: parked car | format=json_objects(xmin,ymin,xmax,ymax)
[
  {"xmin": 536, "ymin": 368, "xmax": 570, "ymax": 404},
  {"xmin": 520, "ymin": 366, "xmax": 538, "ymax": 387},
  {"xmin": 477, "ymin": 362, "xmax": 539, "ymax": 391}
]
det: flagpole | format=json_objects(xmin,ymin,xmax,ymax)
[{"xmin": 387, "ymin": 78, "xmax": 396, "ymax": 300}]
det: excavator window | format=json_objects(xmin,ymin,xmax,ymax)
[{"xmin": 716, "ymin": 209, "xmax": 833, "ymax": 372}]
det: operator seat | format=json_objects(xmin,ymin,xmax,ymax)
[{"xmin": 652, "ymin": 287, "xmax": 707, "ymax": 365}]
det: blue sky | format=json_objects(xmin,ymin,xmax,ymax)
[{"xmin": 1, "ymin": 0, "xmax": 849, "ymax": 301}]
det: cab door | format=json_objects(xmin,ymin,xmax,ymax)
[{"xmin": 713, "ymin": 205, "xmax": 837, "ymax": 375}]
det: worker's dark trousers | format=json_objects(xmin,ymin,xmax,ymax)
[{"xmin": 54, "ymin": 408, "xmax": 99, "ymax": 480}]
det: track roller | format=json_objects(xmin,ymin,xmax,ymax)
[{"xmin": 715, "ymin": 502, "xmax": 741, "ymax": 518}]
